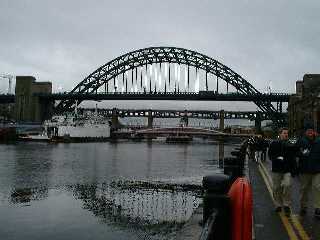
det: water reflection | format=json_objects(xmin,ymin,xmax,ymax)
[
  {"xmin": 10, "ymin": 187, "xmax": 48, "ymax": 204},
  {"xmin": 12, "ymin": 143, "xmax": 53, "ymax": 189},
  {"xmin": 7, "ymin": 179, "xmax": 201, "ymax": 236},
  {"xmin": 69, "ymin": 181, "xmax": 201, "ymax": 231},
  {"xmin": 218, "ymin": 139, "xmax": 224, "ymax": 168}
]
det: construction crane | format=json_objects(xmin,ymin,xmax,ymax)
[{"xmin": 0, "ymin": 74, "xmax": 14, "ymax": 94}]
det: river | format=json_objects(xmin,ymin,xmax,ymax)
[{"xmin": 0, "ymin": 140, "xmax": 238, "ymax": 240}]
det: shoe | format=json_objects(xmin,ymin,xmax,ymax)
[
  {"xmin": 315, "ymin": 208, "xmax": 320, "ymax": 219},
  {"xmin": 300, "ymin": 207, "xmax": 307, "ymax": 216},
  {"xmin": 283, "ymin": 206, "xmax": 291, "ymax": 217},
  {"xmin": 275, "ymin": 206, "xmax": 282, "ymax": 213}
]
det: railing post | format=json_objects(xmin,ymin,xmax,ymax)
[
  {"xmin": 111, "ymin": 108, "xmax": 119, "ymax": 130},
  {"xmin": 223, "ymin": 146, "xmax": 246, "ymax": 181},
  {"xmin": 202, "ymin": 174, "xmax": 231, "ymax": 240}
]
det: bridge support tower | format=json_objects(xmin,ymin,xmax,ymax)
[
  {"xmin": 147, "ymin": 110, "xmax": 153, "ymax": 128},
  {"xmin": 181, "ymin": 110, "xmax": 189, "ymax": 127},
  {"xmin": 111, "ymin": 108, "xmax": 120, "ymax": 130},
  {"xmin": 219, "ymin": 110, "xmax": 225, "ymax": 132},
  {"xmin": 15, "ymin": 76, "xmax": 53, "ymax": 122},
  {"xmin": 255, "ymin": 112, "xmax": 262, "ymax": 134}
]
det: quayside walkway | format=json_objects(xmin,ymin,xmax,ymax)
[
  {"xmin": 251, "ymin": 157, "xmax": 320, "ymax": 240},
  {"xmin": 173, "ymin": 142, "xmax": 319, "ymax": 240}
]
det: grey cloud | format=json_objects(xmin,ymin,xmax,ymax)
[{"xmin": 0, "ymin": 0, "xmax": 319, "ymax": 109}]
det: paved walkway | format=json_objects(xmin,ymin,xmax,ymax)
[
  {"xmin": 252, "ymin": 157, "xmax": 320, "ymax": 240},
  {"xmin": 249, "ymin": 160, "xmax": 292, "ymax": 240},
  {"xmin": 176, "ymin": 152, "xmax": 320, "ymax": 239}
]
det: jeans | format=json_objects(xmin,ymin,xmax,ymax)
[
  {"xmin": 300, "ymin": 173, "xmax": 320, "ymax": 209},
  {"xmin": 272, "ymin": 172, "xmax": 292, "ymax": 207}
]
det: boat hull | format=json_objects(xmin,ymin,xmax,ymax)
[
  {"xmin": 166, "ymin": 135, "xmax": 193, "ymax": 143},
  {"xmin": 0, "ymin": 127, "xmax": 17, "ymax": 142}
]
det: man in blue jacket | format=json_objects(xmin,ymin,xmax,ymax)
[
  {"xmin": 268, "ymin": 128, "xmax": 296, "ymax": 216},
  {"xmin": 297, "ymin": 124, "xmax": 320, "ymax": 218}
]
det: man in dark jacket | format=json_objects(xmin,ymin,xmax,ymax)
[
  {"xmin": 297, "ymin": 124, "xmax": 320, "ymax": 218},
  {"xmin": 268, "ymin": 128, "xmax": 296, "ymax": 216}
]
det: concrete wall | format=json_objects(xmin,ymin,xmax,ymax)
[{"xmin": 15, "ymin": 76, "xmax": 52, "ymax": 123}]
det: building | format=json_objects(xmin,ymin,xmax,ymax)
[
  {"xmin": 15, "ymin": 76, "xmax": 52, "ymax": 122},
  {"xmin": 288, "ymin": 74, "xmax": 320, "ymax": 136}
]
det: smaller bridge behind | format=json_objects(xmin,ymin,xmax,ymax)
[
  {"xmin": 78, "ymin": 107, "xmax": 286, "ymax": 121},
  {"xmin": 115, "ymin": 126, "xmax": 254, "ymax": 140},
  {"xmin": 136, "ymin": 127, "xmax": 224, "ymax": 137},
  {"xmin": 79, "ymin": 107, "xmax": 286, "ymax": 133}
]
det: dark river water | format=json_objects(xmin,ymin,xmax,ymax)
[{"xmin": 0, "ymin": 141, "xmax": 237, "ymax": 240}]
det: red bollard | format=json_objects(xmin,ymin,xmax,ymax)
[{"xmin": 228, "ymin": 177, "xmax": 252, "ymax": 240}]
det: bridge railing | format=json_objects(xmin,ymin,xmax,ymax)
[{"xmin": 49, "ymin": 91, "xmax": 292, "ymax": 96}]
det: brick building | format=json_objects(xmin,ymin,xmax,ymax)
[{"xmin": 288, "ymin": 74, "xmax": 320, "ymax": 136}]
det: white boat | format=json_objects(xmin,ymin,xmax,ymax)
[
  {"xmin": 50, "ymin": 108, "xmax": 110, "ymax": 140},
  {"xmin": 21, "ymin": 103, "xmax": 111, "ymax": 142},
  {"xmin": 56, "ymin": 122, "xmax": 110, "ymax": 138}
]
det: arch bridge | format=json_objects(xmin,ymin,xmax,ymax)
[{"xmin": 54, "ymin": 47, "xmax": 288, "ymax": 126}]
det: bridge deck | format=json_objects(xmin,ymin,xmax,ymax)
[{"xmin": 39, "ymin": 92, "xmax": 291, "ymax": 102}]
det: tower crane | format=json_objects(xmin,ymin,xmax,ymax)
[{"xmin": 0, "ymin": 74, "xmax": 14, "ymax": 94}]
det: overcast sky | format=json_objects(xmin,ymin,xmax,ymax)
[{"xmin": 0, "ymin": 0, "xmax": 319, "ymax": 110}]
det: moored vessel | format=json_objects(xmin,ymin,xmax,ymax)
[
  {"xmin": 46, "ymin": 110, "xmax": 111, "ymax": 142},
  {"xmin": 0, "ymin": 125, "xmax": 16, "ymax": 142},
  {"xmin": 166, "ymin": 135, "xmax": 193, "ymax": 143}
]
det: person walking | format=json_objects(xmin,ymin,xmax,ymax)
[
  {"xmin": 268, "ymin": 128, "xmax": 296, "ymax": 216},
  {"xmin": 255, "ymin": 135, "xmax": 268, "ymax": 162},
  {"xmin": 247, "ymin": 137, "xmax": 256, "ymax": 161},
  {"xmin": 297, "ymin": 124, "xmax": 320, "ymax": 218},
  {"xmin": 260, "ymin": 137, "xmax": 269, "ymax": 162},
  {"xmin": 254, "ymin": 136, "xmax": 262, "ymax": 162}
]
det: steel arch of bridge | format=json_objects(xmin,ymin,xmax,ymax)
[{"xmin": 56, "ymin": 47, "xmax": 282, "ymax": 124}]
